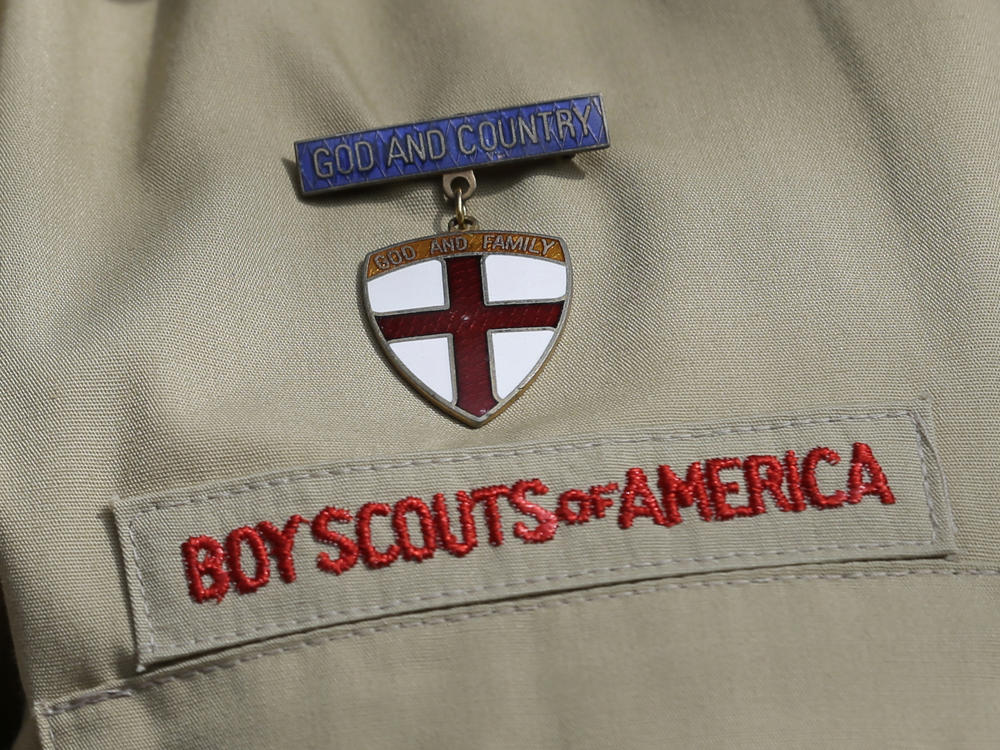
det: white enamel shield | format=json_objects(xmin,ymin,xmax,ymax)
[{"xmin": 362, "ymin": 231, "xmax": 571, "ymax": 426}]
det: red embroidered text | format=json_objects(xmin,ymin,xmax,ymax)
[{"xmin": 181, "ymin": 442, "xmax": 896, "ymax": 603}]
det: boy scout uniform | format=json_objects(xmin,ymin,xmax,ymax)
[{"xmin": 2, "ymin": 1, "xmax": 999, "ymax": 748}]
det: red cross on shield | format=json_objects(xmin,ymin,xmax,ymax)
[{"xmin": 362, "ymin": 231, "xmax": 571, "ymax": 426}]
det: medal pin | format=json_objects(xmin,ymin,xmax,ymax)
[{"xmin": 293, "ymin": 95, "xmax": 609, "ymax": 426}]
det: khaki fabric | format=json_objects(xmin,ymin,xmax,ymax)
[{"xmin": 0, "ymin": 0, "xmax": 998, "ymax": 748}]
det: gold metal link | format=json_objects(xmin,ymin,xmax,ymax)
[{"xmin": 444, "ymin": 170, "xmax": 478, "ymax": 231}]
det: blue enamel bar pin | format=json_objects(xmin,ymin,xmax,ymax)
[
  {"xmin": 294, "ymin": 95, "xmax": 609, "ymax": 426},
  {"xmin": 295, "ymin": 94, "xmax": 608, "ymax": 195}
]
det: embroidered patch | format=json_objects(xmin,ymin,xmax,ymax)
[{"xmin": 114, "ymin": 406, "xmax": 955, "ymax": 667}]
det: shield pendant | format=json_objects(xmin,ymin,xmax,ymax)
[{"xmin": 362, "ymin": 231, "xmax": 571, "ymax": 426}]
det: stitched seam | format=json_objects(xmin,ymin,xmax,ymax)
[
  {"xmin": 909, "ymin": 409, "xmax": 957, "ymax": 535},
  {"xmin": 142, "ymin": 539, "xmax": 939, "ymax": 650},
  {"xmin": 126, "ymin": 519, "xmax": 156, "ymax": 651},
  {"xmin": 136, "ymin": 411, "xmax": 915, "ymax": 513},
  {"xmin": 124, "ymin": 409, "xmax": 940, "ymax": 654},
  {"xmin": 906, "ymin": 411, "xmax": 938, "ymax": 544},
  {"xmin": 910, "ymin": 410, "xmax": 938, "ymax": 542},
  {"xmin": 39, "ymin": 567, "xmax": 1000, "ymax": 728}
]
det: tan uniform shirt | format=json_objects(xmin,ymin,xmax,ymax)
[{"xmin": 2, "ymin": 1, "xmax": 999, "ymax": 747}]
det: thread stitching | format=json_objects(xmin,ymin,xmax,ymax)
[
  {"xmin": 38, "ymin": 567, "xmax": 999, "ymax": 729},
  {"xmin": 143, "ymin": 539, "xmax": 941, "ymax": 649},
  {"xmin": 124, "ymin": 410, "xmax": 942, "ymax": 655},
  {"xmin": 138, "ymin": 412, "xmax": 915, "ymax": 513},
  {"xmin": 125, "ymin": 519, "xmax": 155, "ymax": 648},
  {"xmin": 910, "ymin": 410, "xmax": 941, "ymax": 537}
]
